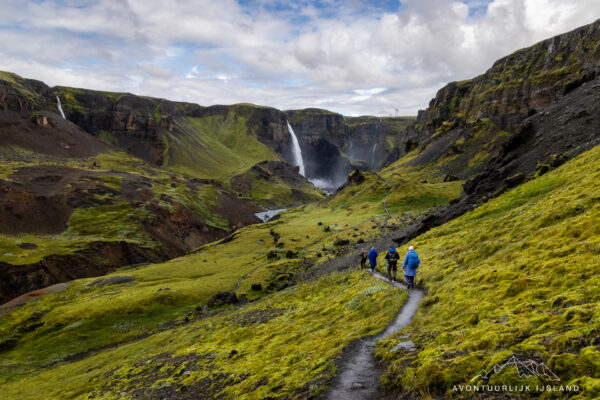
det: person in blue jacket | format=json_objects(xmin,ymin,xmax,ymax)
[
  {"xmin": 402, "ymin": 245, "xmax": 420, "ymax": 289},
  {"xmin": 367, "ymin": 247, "xmax": 378, "ymax": 272}
]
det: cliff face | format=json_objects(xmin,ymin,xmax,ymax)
[
  {"xmin": 344, "ymin": 116, "xmax": 416, "ymax": 170},
  {"xmin": 419, "ymin": 20, "xmax": 600, "ymax": 134},
  {"xmin": 53, "ymin": 89, "xmax": 296, "ymax": 168},
  {"xmin": 389, "ymin": 19, "xmax": 600, "ymax": 244},
  {"xmin": 285, "ymin": 109, "xmax": 347, "ymax": 182},
  {"xmin": 417, "ymin": 19, "xmax": 600, "ymax": 136},
  {"xmin": 399, "ymin": 20, "xmax": 600, "ymax": 183},
  {"xmin": 0, "ymin": 72, "xmax": 51, "ymax": 113},
  {"xmin": 55, "ymin": 86, "xmax": 414, "ymax": 188},
  {"xmin": 285, "ymin": 109, "xmax": 414, "ymax": 186}
]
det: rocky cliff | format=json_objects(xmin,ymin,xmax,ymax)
[
  {"xmin": 389, "ymin": 19, "xmax": 600, "ymax": 243},
  {"xmin": 52, "ymin": 88, "xmax": 295, "ymax": 171},
  {"xmin": 285, "ymin": 109, "xmax": 414, "ymax": 187},
  {"xmin": 52, "ymin": 87, "xmax": 414, "ymax": 189},
  {"xmin": 0, "ymin": 75, "xmax": 279, "ymax": 302}
]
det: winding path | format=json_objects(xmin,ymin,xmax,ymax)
[{"xmin": 326, "ymin": 271, "xmax": 424, "ymax": 400}]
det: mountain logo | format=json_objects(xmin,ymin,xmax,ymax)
[{"xmin": 475, "ymin": 355, "xmax": 560, "ymax": 382}]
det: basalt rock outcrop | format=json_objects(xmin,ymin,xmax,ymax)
[
  {"xmin": 285, "ymin": 109, "xmax": 414, "ymax": 186},
  {"xmin": 57, "ymin": 91, "xmax": 414, "ymax": 189},
  {"xmin": 392, "ymin": 18, "xmax": 600, "ymax": 245},
  {"xmin": 344, "ymin": 116, "xmax": 417, "ymax": 169},
  {"xmin": 230, "ymin": 160, "xmax": 324, "ymax": 207},
  {"xmin": 55, "ymin": 90, "xmax": 296, "ymax": 169}
]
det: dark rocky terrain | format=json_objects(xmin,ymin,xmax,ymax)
[{"xmin": 387, "ymin": 19, "xmax": 600, "ymax": 245}]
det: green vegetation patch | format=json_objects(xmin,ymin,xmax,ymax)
[
  {"xmin": 375, "ymin": 144, "xmax": 600, "ymax": 398},
  {"xmin": 232, "ymin": 163, "xmax": 324, "ymax": 208},
  {"xmin": 161, "ymin": 114, "xmax": 280, "ymax": 180},
  {"xmin": 0, "ymin": 271, "xmax": 405, "ymax": 400},
  {"xmin": 67, "ymin": 202, "xmax": 155, "ymax": 245}
]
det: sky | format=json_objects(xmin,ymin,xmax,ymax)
[{"xmin": 0, "ymin": 0, "xmax": 599, "ymax": 116}]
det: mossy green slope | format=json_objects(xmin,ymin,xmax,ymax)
[
  {"xmin": 375, "ymin": 143, "xmax": 600, "ymax": 398},
  {"xmin": 0, "ymin": 150, "xmax": 237, "ymax": 267},
  {"xmin": 0, "ymin": 157, "xmax": 446, "ymax": 399},
  {"xmin": 0, "ymin": 190, "xmax": 393, "ymax": 369},
  {"xmin": 0, "ymin": 270, "xmax": 405, "ymax": 400},
  {"xmin": 162, "ymin": 113, "xmax": 280, "ymax": 181}
]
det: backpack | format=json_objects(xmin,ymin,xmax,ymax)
[
  {"xmin": 388, "ymin": 251, "xmax": 399, "ymax": 262},
  {"xmin": 408, "ymin": 252, "xmax": 420, "ymax": 268}
]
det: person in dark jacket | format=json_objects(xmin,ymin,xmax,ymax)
[
  {"xmin": 367, "ymin": 247, "xmax": 378, "ymax": 272},
  {"xmin": 402, "ymin": 246, "xmax": 420, "ymax": 289},
  {"xmin": 385, "ymin": 247, "xmax": 400, "ymax": 281},
  {"xmin": 359, "ymin": 249, "xmax": 367, "ymax": 269}
]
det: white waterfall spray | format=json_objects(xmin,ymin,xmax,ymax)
[
  {"xmin": 370, "ymin": 143, "xmax": 378, "ymax": 169},
  {"xmin": 287, "ymin": 121, "xmax": 305, "ymax": 176},
  {"xmin": 56, "ymin": 96, "xmax": 66, "ymax": 119},
  {"xmin": 370, "ymin": 120, "xmax": 382, "ymax": 169}
]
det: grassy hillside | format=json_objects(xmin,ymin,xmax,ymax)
[
  {"xmin": 0, "ymin": 150, "xmax": 236, "ymax": 266},
  {"xmin": 375, "ymin": 142, "xmax": 600, "ymax": 398},
  {"xmin": 0, "ymin": 150, "xmax": 466, "ymax": 398},
  {"xmin": 162, "ymin": 113, "xmax": 281, "ymax": 181},
  {"xmin": 0, "ymin": 71, "xmax": 325, "ymax": 301},
  {"xmin": 0, "ymin": 270, "xmax": 404, "ymax": 399}
]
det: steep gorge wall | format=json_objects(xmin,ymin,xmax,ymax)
[
  {"xmin": 53, "ymin": 89, "xmax": 297, "ymax": 169},
  {"xmin": 55, "ymin": 88, "xmax": 414, "ymax": 185},
  {"xmin": 416, "ymin": 19, "xmax": 600, "ymax": 138},
  {"xmin": 285, "ymin": 109, "xmax": 414, "ymax": 185},
  {"xmin": 392, "ymin": 18, "xmax": 600, "ymax": 244}
]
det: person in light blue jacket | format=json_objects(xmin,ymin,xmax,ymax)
[
  {"xmin": 402, "ymin": 245, "xmax": 420, "ymax": 289},
  {"xmin": 367, "ymin": 247, "xmax": 378, "ymax": 272}
]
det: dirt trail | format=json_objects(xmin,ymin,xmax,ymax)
[{"xmin": 325, "ymin": 271, "xmax": 424, "ymax": 400}]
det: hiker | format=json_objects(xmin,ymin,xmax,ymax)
[
  {"xmin": 385, "ymin": 247, "xmax": 400, "ymax": 281},
  {"xmin": 402, "ymin": 245, "xmax": 420, "ymax": 289},
  {"xmin": 359, "ymin": 249, "xmax": 368, "ymax": 269},
  {"xmin": 367, "ymin": 247, "xmax": 378, "ymax": 272}
]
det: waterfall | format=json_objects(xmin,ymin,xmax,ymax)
[
  {"xmin": 287, "ymin": 121, "xmax": 305, "ymax": 176},
  {"xmin": 56, "ymin": 96, "xmax": 66, "ymax": 119},
  {"xmin": 370, "ymin": 123, "xmax": 379, "ymax": 168},
  {"xmin": 370, "ymin": 143, "xmax": 378, "ymax": 169}
]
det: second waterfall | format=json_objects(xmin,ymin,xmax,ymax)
[{"xmin": 287, "ymin": 121, "xmax": 305, "ymax": 176}]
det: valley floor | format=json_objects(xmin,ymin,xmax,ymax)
[{"xmin": 1, "ymin": 143, "xmax": 599, "ymax": 399}]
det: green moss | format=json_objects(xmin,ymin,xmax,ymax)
[
  {"xmin": 376, "ymin": 144, "xmax": 600, "ymax": 397},
  {"xmin": 161, "ymin": 114, "xmax": 280, "ymax": 180},
  {"xmin": 67, "ymin": 202, "xmax": 155, "ymax": 246},
  {"xmin": 232, "ymin": 163, "xmax": 324, "ymax": 208},
  {"xmin": 152, "ymin": 181, "xmax": 230, "ymax": 230},
  {"xmin": 0, "ymin": 269, "xmax": 405, "ymax": 399},
  {"xmin": 0, "ymin": 71, "xmax": 42, "ymax": 102}
]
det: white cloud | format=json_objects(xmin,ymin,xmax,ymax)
[{"xmin": 0, "ymin": 0, "xmax": 599, "ymax": 116}]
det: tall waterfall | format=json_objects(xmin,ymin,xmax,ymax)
[
  {"xmin": 370, "ymin": 143, "xmax": 378, "ymax": 168},
  {"xmin": 56, "ymin": 96, "xmax": 66, "ymax": 119},
  {"xmin": 370, "ymin": 122, "xmax": 379, "ymax": 168},
  {"xmin": 287, "ymin": 121, "xmax": 305, "ymax": 176}
]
